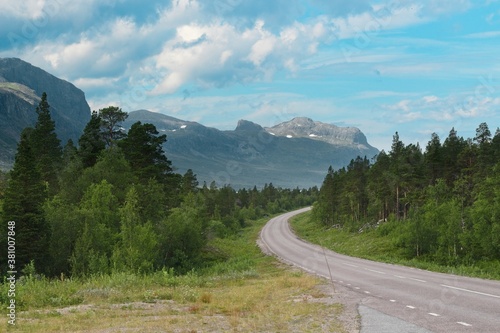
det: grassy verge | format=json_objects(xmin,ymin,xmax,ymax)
[
  {"xmin": 3, "ymin": 215, "xmax": 348, "ymax": 332},
  {"xmin": 291, "ymin": 211, "xmax": 500, "ymax": 280}
]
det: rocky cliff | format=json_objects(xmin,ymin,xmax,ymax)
[{"xmin": 0, "ymin": 58, "xmax": 91, "ymax": 169}]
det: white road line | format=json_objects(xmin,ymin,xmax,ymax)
[
  {"xmin": 428, "ymin": 313, "xmax": 440, "ymax": 317},
  {"xmin": 457, "ymin": 322, "xmax": 472, "ymax": 327},
  {"xmin": 393, "ymin": 275, "xmax": 426, "ymax": 283},
  {"xmin": 354, "ymin": 287, "xmax": 360, "ymax": 290},
  {"xmin": 408, "ymin": 277, "xmax": 427, "ymax": 283},
  {"xmin": 343, "ymin": 263, "xmax": 359, "ymax": 268},
  {"xmin": 441, "ymin": 284, "xmax": 500, "ymax": 299},
  {"xmin": 390, "ymin": 300, "xmax": 396, "ymax": 302},
  {"xmin": 364, "ymin": 291, "xmax": 370, "ymax": 294},
  {"xmin": 406, "ymin": 305, "xmax": 416, "ymax": 309},
  {"xmin": 365, "ymin": 268, "xmax": 386, "ymax": 275}
]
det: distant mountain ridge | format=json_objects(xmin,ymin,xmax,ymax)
[
  {"xmin": 0, "ymin": 59, "xmax": 379, "ymax": 188},
  {"xmin": 265, "ymin": 117, "xmax": 373, "ymax": 150},
  {"xmin": 124, "ymin": 110, "xmax": 379, "ymax": 189},
  {"xmin": 0, "ymin": 58, "xmax": 91, "ymax": 169}
]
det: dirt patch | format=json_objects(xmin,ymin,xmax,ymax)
[{"xmin": 315, "ymin": 283, "xmax": 362, "ymax": 333}]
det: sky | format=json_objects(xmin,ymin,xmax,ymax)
[{"xmin": 1, "ymin": 0, "xmax": 500, "ymax": 151}]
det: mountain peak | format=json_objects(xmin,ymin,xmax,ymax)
[
  {"xmin": 265, "ymin": 117, "xmax": 373, "ymax": 149},
  {"xmin": 235, "ymin": 119, "xmax": 264, "ymax": 132},
  {"xmin": 288, "ymin": 117, "xmax": 316, "ymax": 125}
]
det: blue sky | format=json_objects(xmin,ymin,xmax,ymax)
[{"xmin": 1, "ymin": 0, "xmax": 500, "ymax": 151}]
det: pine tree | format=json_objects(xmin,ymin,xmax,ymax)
[
  {"xmin": 1, "ymin": 128, "xmax": 49, "ymax": 274},
  {"xmin": 181, "ymin": 169, "xmax": 199, "ymax": 194},
  {"xmin": 389, "ymin": 132, "xmax": 405, "ymax": 219},
  {"xmin": 119, "ymin": 121, "xmax": 172, "ymax": 184},
  {"xmin": 492, "ymin": 128, "xmax": 500, "ymax": 162},
  {"xmin": 367, "ymin": 151, "xmax": 393, "ymax": 221},
  {"xmin": 99, "ymin": 106, "xmax": 128, "ymax": 147},
  {"xmin": 442, "ymin": 127, "xmax": 465, "ymax": 186},
  {"xmin": 78, "ymin": 111, "xmax": 105, "ymax": 168},
  {"xmin": 424, "ymin": 132, "xmax": 443, "ymax": 185},
  {"xmin": 30, "ymin": 92, "xmax": 62, "ymax": 195},
  {"xmin": 474, "ymin": 122, "xmax": 494, "ymax": 175}
]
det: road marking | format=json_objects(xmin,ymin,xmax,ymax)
[
  {"xmin": 393, "ymin": 275, "xmax": 426, "ymax": 283},
  {"xmin": 343, "ymin": 263, "xmax": 359, "ymax": 268},
  {"xmin": 339, "ymin": 281, "xmax": 344, "ymax": 283},
  {"xmin": 390, "ymin": 300, "xmax": 396, "ymax": 302},
  {"xmin": 354, "ymin": 287, "xmax": 360, "ymax": 290},
  {"xmin": 457, "ymin": 322, "xmax": 472, "ymax": 327},
  {"xmin": 408, "ymin": 277, "xmax": 427, "ymax": 283},
  {"xmin": 364, "ymin": 291, "xmax": 370, "ymax": 294},
  {"xmin": 441, "ymin": 284, "xmax": 500, "ymax": 299},
  {"xmin": 428, "ymin": 313, "xmax": 440, "ymax": 317},
  {"xmin": 347, "ymin": 283, "xmax": 351, "ymax": 286},
  {"xmin": 406, "ymin": 305, "xmax": 416, "ymax": 309},
  {"xmin": 365, "ymin": 268, "xmax": 386, "ymax": 275}
]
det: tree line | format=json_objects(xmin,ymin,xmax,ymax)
[
  {"xmin": 0, "ymin": 93, "xmax": 318, "ymax": 277},
  {"xmin": 314, "ymin": 123, "xmax": 500, "ymax": 265}
]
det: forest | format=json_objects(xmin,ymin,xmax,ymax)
[
  {"xmin": 0, "ymin": 93, "xmax": 318, "ymax": 278},
  {"xmin": 313, "ymin": 123, "xmax": 500, "ymax": 266}
]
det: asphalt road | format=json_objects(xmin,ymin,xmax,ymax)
[{"xmin": 260, "ymin": 207, "xmax": 500, "ymax": 333}]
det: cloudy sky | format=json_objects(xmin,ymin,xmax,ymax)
[{"xmin": 1, "ymin": 0, "xmax": 499, "ymax": 151}]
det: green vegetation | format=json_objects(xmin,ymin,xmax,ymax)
[
  {"xmin": 0, "ymin": 94, "xmax": 317, "ymax": 278},
  {"xmin": 1, "ymin": 216, "xmax": 347, "ymax": 332},
  {"xmin": 0, "ymin": 93, "xmax": 337, "ymax": 331},
  {"xmin": 0, "ymin": 93, "xmax": 317, "ymax": 273},
  {"xmin": 292, "ymin": 211, "xmax": 500, "ymax": 280},
  {"xmin": 308, "ymin": 123, "xmax": 500, "ymax": 279}
]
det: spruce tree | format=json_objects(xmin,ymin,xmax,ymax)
[
  {"xmin": 1, "ymin": 128, "xmax": 49, "ymax": 274},
  {"xmin": 30, "ymin": 92, "xmax": 62, "ymax": 195},
  {"xmin": 78, "ymin": 111, "xmax": 105, "ymax": 168}
]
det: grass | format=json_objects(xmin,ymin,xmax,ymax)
[
  {"xmin": 290, "ymin": 211, "xmax": 500, "ymax": 280},
  {"xmin": 2, "ymin": 215, "xmax": 349, "ymax": 332}
]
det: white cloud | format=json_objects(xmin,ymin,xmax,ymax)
[
  {"xmin": 382, "ymin": 92, "xmax": 498, "ymax": 125},
  {"xmin": 419, "ymin": 0, "xmax": 472, "ymax": 16},
  {"xmin": 464, "ymin": 30, "xmax": 500, "ymax": 39},
  {"xmin": 0, "ymin": 0, "xmax": 68, "ymax": 20},
  {"xmin": 353, "ymin": 90, "xmax": 416, "ymax": 100},
  {"xmin": 150, "ymin": 15, "xmax": 334, "ymax": 94},
  {"xmin": 248, "ymin": 36, "xmax": 276, "ymax": 66},
  {"xmin": 423, "ymin": 95, "xmax": 439, "ymax": 103},
  {"xmin": 1, "ymin": 0, "xmax": 496, "ymax": 155}
]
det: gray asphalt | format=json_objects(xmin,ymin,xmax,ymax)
[{"xmin": 260, "ymin": 207, "xmax": 500, "ymax": 333}]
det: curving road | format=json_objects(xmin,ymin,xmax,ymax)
[{"xmin": 260, "ymin": 207, "xmax": 500, "ymax": 333}]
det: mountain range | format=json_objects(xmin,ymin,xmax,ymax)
[
  {"xmin": 123, "ymin": 110, "xmax": 378, "ymax": 188},
  {"xmin": 0, "ymin": 58, "xmax": 379, "ymax": 188}
]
